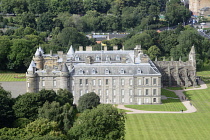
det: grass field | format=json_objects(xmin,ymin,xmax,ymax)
[
  {"xmin": 0, "ymin": 73, "xmax": 26, "ymax": 81},
  {"xmin": 125, "ymin": 68, "xmax": 210, "ymax": 140},
  {"xmin": 125, "ymin": 89, "xmax": 186, "ymax": 111}
]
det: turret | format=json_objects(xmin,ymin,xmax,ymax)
[
  {"xmin": 67, "ymin": 45, "xmax": 75, "ymax": 58},
  {"xmin": 188, "ymin": 45, "xmax": 196, "ymax": 67},
  {"xmin": 33, "ymin": 47, "xmax": 44, "ymax": 70},
  {"xmin": 60, "ymin": 63, "xmax": 69, "ymax": 90},
  {"xmin": 26, "ymin": 61, "xmax": 37, "ymax": 93}
]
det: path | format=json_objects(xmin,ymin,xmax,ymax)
[{"xmin": 117, "ymin": 80, "xmax": 207, "ymax": 114}]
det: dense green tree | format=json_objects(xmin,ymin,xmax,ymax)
[
  {"xmin": 56, "ymin": 89, "xmax": 73, "ymax": 105},
  {"xmin": 83, "ymin": 0, "xmax": 111, "ymax": 13},
  {"xmin": 77, "ymin": 92, "xmax": 100, "ymax": 112},
  {"xmin": 8, "ymin": 39, "xmax": 35, "ymax": 71},
  {"xmin": 0, "ymin": 87, "xmax": 14, "ymax": 128},
  {"xmin": 13, "ymin": 90, "xmax": 57, "ymax": 120},
  {"xmin": 13, "ymin": 0, "xmax": 28, "ymax": 14},
  {"xmin": 68, "ymin": 104, "xmax": 125, "ymax": 140},
  {"xmin": 37, "ymin": 12, "xmax": 54, "ymax": 31},
  {"xmin": 27, "ymin": 0, "xmax": 48, "ymax": 14},
  {"xmin": 148, "ymin": 45, "xmax": 161, "ymax": 60},
  {"xmin": 18, "ymin": 12, "xmax": 36, "ymax": 28},
  {"xmin": 0, "ymin": 36, "xmax": 11, "ymax": 70}
]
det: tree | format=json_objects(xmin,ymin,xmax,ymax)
[
  {"xmin": 0, "ymin": 87, "xmax": 14, "ymax": 128},
  {"xmin": 68, "ymin": 104, "xmax": 125, "ymax": 140},
  {"xmin": 148, "ymin": 45, "xmax": 161, "ymax": 60},
  {"xmin": 77, "ymin": 92, "xmax": 100, "ymax": 112},
  {"xmin": 37, "ymin": 12, "xmax": 54, "ymax": 31},
  {"xmin": 56, "ymin": 89, "xmax": 73, "ymax": 106},
  {"xmin": 27, "ymin": 0, "xmax": 48, "ymax": 14},
  {"xmin": 18, "ymin": 12, "xmax": 36, "ymax": 28},
  {"xmin": 0, "ymin": 36, "xmax": 11, "ymax": 70},
  {"xmin": 8, "ymin": 39, "xmax": 35, "ymax": 71},
  {"xmin": 13, "ymin": 90, "xmax": 57, "ymax": 120}
]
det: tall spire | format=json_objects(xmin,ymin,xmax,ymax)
[{"xmin": 67, "ymin": 45, "xmax": 74, "ymax": 57}]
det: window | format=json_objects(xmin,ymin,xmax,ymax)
[
  {"xmin": 153, "ymin": 89, "xmax": 157, "ymax": 96},
  {"xmin": 96, "ymin": 55, "xmax": 100, "ymax": 61},
  {"xmin": 145, "ymin": 89, "xmax": 149, "ymax": 95},
  {"xmin": 106, "ymin": 79, "xmax": 108, "ymax": 85},
  {"xmin": 113, "ymin": 98, "xmax": 116, "ymax": 103},
  {"xmin": 113, "ymin": 89, "xmax": 116, "ymax": 96},
  {"xmin": 137, "ymin": 68, "xmax": 141, "ymax": 74},
  {"xmin": 120, "ymin": 68, "xmax": 124, "ymax": 74},
  {"xmin": 42, "ymin": 81, "xmax": 45, "ymax": 87},
  {"xmin": 106, "ymin": 98, "xmax": 109, "ymax": 103},
  {"xmin": 80, "ymin": 79, "xmax": 82, "ymax": 85},
  {"xmin": 116, "ymin": 55, "xmax": 120, "ymax": 61},
  {"xmin": 79, "ymin": 69, "xmax": 83, "ymax": 74},
  {"xmin": 92, "ymin": 79, "xmax": 96, "ymax": 86},
  {"xmin": 75, "ymin": 55, "xmax": 80, "ymax": 61},
  {"xmin": 121, "ymin": 79, "xmax": 125, "ymax": 85},
  {"xmin": 138, "ymin": 79, "xmax": 142, "ymax": 85},
  {"xmin": 72, "ymin": 80, "xmax": 74, "ymax": 86},
  {"xmin": 122, "ymin": 98, "xmax": 124, "ymax": 103},
  {"xmin": 145, "ymin": 79, "xmax": 149, "ymax": 85},
  {"xmin": 145, "ymin": 98, "xmax": 149, "ymax": 103},
  {"xmin": 106, "ymin": 55, "xmax": 110, "ymax": 61},
  {"xmin": 129, "ymin": 89, "xmax": 133, "ymax": 95},
  {"xmin": 80, "ymin": 90, "xmax": 83, "ymax": 96},
  {"xmin": 86, "ymin": 89, "xmax": 88, "ymax": 93},
  {"xmin": 130, "ymin": 98, "xmax": 133, "ymax": 103},
  {"xmin": 129, "ymin": 79, "xmax": 133, "ymax": 85},
  {"xmin": 121, "ymin": 89, "xmax": 124, "ymax": 96},
  {"xmin": 113, "ymin": 79, "xmax": 116, "ymax": 86},
  {"xmin": 98, "ymin": 79, "xmax": 102, "ymax": 86},
  {"xmin": 85, "ymin": 79, "xmax": 88, "ymax": 85},
  {"xmin": 92, "ymin": 68, "xmax": 96, "ymax": 74},
  {"xmin": 106, "ymin": 89, "xmax": 109, "ymax": 96},
  {"xmin": 138, "ymin": 89, "xmax": 141, "ymax": 95},
  {"xmin": 27, "ymin": 83, "xmax": 30, "ymax": 88},
  {"xmin": 98, "ymin": 89, "xmax": 101, "ymax": 96},
  {"xmin": 153, "ymin": 78, "xmax": 157, "ymax": 85},
  {"xmin": 153, "ymin": 98, "xmax": 157, "ymax": 103},
  {"xmin": 53, "ymin": 80, "xmax": 57, "ymax": 87},
  {"xmin": 105, "ymin": 69, "xmax": 109, "ymax": 74}
]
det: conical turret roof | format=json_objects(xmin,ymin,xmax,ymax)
[
  {"xmin": 190, "ymin": 45, "xmax": 195, "ymax": 54},
  {"xmin": 27, "ymin": 60, "xmax": 36, "ymax": 72},
  {"xmin": 35, "ymin": 48, "xmax": 40, "ymax": 56},
  {"xmin": 39, "ymin": 46, "xmax": 44, "ymax": 54},
  {"xmin": 67, "ymin": 45, "xmax": 74, "ymax": 57}
]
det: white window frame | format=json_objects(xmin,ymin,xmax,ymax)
[
  {"xmin": 138, "ymin": 79, "xmax": 142, "ymax": 85},
  {"xmin": 129, "ymin": 89, "xmax": 132, "ymax": 95},
  {"xmin": 121, "ymin": 79, "xmax": 125, "ymax": 85},
  {"xmin": 129, "ymin": 79, "xmax": 133, "ymax": 85},
  {"xmin": 98, "ymin": 79, "xmax": 102, "ymax": 86},
  {"xmin": 121, "ymin": 89, "xmax": 124, "ymax": 96},
  {"xmin": 92, "ymin": 79, "xmax": 96, "ymax": 86}
]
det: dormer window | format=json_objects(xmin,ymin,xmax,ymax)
[
  {"xmin": 106, "ymin": 55, "xmax": 110, "ymax": 61},
  {"xmin": 116, "ymin": 55, "xmax": 121, "ymax": 61},
  {"xmin": 120, "ymin": 68, "xmax": 125, "ymax": 74},
  {"xmin": 79, "ymin": 68, "xmax": 83, "ymax": 74},
  {"xmin": 92, "ymin": 68, "xmax": 96, "ymax": 74},
  {"xmin": 105, "ymin": 68, "xmax": 109, "ymax": 74},
  {"xmin": 96, "ymin": 55, "xmax": 100, "ymax": 61},
  {"xmin": 137, "ymin": 68, "xmax": 142, "ymax": 74},
  {"xmin": 75, "ymin": 55, "xmax": 80, "ymax": 61}
]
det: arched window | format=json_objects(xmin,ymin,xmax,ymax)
[
  {"xmin": 120, "ymin": 68, "xmax": 124, "ymax": 74},
  {"xmin": 92, "ymin": 68, "xmax": 96, "ymax": 74},
  {"xmin": 105, "ymin": 68, "xmax": 109, "ymax": 74},
  {"xmin": 116, "ymin": 55, "xmax": 121, "ymax": 61},
  {"xmin": 75, "ymin": 55, "xmax": 80, "ymax": 61},
  {"xmin": 79, "ymin": 68, "xmax": 83, "ymax": 74},
  {"xmin": 96, "ymin": 55, "xmax": 100, "ymax": 61},
  {"xmin": 137, "ymin": 68, "xmax": 142, "ymax": 74}
]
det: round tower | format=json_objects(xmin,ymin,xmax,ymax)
[
  {"xmin": 33, "ymin": 48, "xmax": 44, "ymax": 70},
  {"xmin": 26, "ymin": 61, "xmax": 37, "ymax": 93},
  {"xmin": 60, "ymin": 63, "xmax": 69, "ymax": 90}
]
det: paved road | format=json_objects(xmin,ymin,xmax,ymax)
[
  {"xmin": 0, "ymin": 81, "xmax": 26, "ymax": 98},
  {"xmin": 118, "ymin": 80, "xmax": 207, "ymax": 114}
]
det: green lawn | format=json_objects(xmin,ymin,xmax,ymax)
[
  {"xmin": 125, "ymin": 89, "xmax": 186, "ymax": 111},
  {"xmin": 125, "ymin": 68, "xmax": 210, "ymax": 140},
  {"xmin": 0, "ymin": 73, "xmax": 26, "ymax": 81}
]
